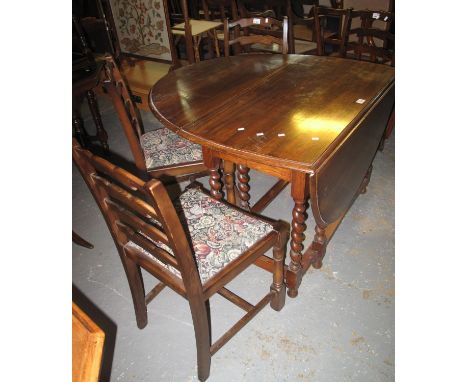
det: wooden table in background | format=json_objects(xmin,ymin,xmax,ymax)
[
  {"xmin": 72, "ymin": 302, "xmax": 105, "ymax": 382},
  {"xmin": 149, "ymin": 54, "xmax": 394, "ymax": 297}
]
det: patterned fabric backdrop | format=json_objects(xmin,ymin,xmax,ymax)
[{"xmin": 110, "ymin": 0, "xmax": 172, "ymax": 60}]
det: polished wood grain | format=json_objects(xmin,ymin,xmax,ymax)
[
  {"xmin": 149, "ymin": 54, "xmax": 394, "ymax": 297},
  {"xmin": 150, "ymin": 54, "xmax": 394, "ymax": 172},
  {"xmin": 72, "ymin": 302, "xmax": 105, "ymax": 382}
]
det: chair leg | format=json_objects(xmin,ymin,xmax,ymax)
[
  {"xmin": 122, "ymin": 255, "xmax": 148, "ymax": 329},
  {"xmin": 270, "ymin": 229, "xmax": 288, "ymax": 311},
  {"xmin": 189, "ymin": 299, "xmax": 212, "ymax": 382}
]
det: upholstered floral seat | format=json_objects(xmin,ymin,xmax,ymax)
[
  {"xmin": 140, "ymin": 128, "xmax": 203, "ymax": 170},
  {"xmin": 126, "ymin": 188, "xmax": 274, "ymax": 284}
]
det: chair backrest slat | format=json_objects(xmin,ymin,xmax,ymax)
[
  {"xmin": 224, "ymin": 16, "xmax": 288, "ymax": 55},
  {"xmin": 118, "ymin": 223, "xmax": 179, "ymax": 270},
  {"xmin": 104, "ymin": 197, "xmax": 171, "ymax": 249},
  {"xmin": 92, "ymin": 175, "xmax": 161, "ymax": 226},
  {"xmin": 88, "ymin": 153, "xmax": 147, "ymax": 193}
]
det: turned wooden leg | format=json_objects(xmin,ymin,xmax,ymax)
[
  {"xmin": 311, "ymin": 225, "xmax": 327, "ymax": 269},
  {"xmin": 223, "ymin": 160, "xmax": 236, "ymax": 205},
  {"xmin": 122, "ymin": 254, "xmax": 148, "ymax": 329},
  {"xmin": 236, "ymin": 164, "xmax": 251, "ymax": 211},
  {"xmin": 270, "ymin": 227, "xmax": 288, "ymax": 311},
  {"xmin": 86, "ymin": 89, "xmax": 109, "ymax": 152}
]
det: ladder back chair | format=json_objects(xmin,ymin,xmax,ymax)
[
  {"xmin": 72, "ymin": 139, "xmax": 289, "ymax": 381},
  {"xmin": 346, "ymin": 10, "xmax": 395, "ymax": 148},
  {"xmin": 223, "ymin": 16, "xmax": 289, "ymax": 56},
  {"xmin": 100, "ymin": 54, "xmax": 208, "ymax": 183},
  {"xmin": 346, "ymin": 9, "xmax": 394, "ymax": 66}
]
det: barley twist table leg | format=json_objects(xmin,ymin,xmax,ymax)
[
  {"xmin": 287, "ymin": 198, "xmax": 308, "ymax": 297},
  {"xmin": 209, "ymin": 168, "xmax": 223, "ymax": 201},
  {"xmin": 236, "ymin": 164, "xmax": 251, "ymax": 210}
]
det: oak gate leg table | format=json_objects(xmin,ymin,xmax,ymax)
[{"xmin": 149, "ymin": 54, "xmax": 394, "ymax": 297}]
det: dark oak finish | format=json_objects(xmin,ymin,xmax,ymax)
[
  {"xmin": 72, "ymin": 231, "xmax": 94, "ymax": 249},
  {"xmin": 73, "ymin": 139, "xmax": 288, "ymax": 381},
  {"xmin": 73, "ymin": 16, "xmax": 109, "ymax": 152},
  {"xmin": 149, "ymin": 54, "xmax": 394, "ymax": 297},
  {"xmin": 223, "ymin": 16, "xmax": 289, "ymax": 55},
  {"xmin": 99, "ymin": 54, "xmax": 208, "ymax": 182},
  {"xmin": 311, "ymin": 5, "xmax": 352, "ymax": 57},
  {"xmin": 346, "ymin": 9, "xmax": 394, "ymax": 66}
]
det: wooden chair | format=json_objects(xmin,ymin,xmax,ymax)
[
  {"xmin": 72, "ymin": 139, "xmax": 289, "ymax": 381},
  {"xmin": 346, "ymin": 9, "xmax": 394, "ymax": 66},
  {"xmin": 100, "ymin": 54, "xmax": 208, "ymax": 183},
  {"xmin": 311, "ymin": 5, "xmax": 352, "ymax": 57},
  {"xmin": 345, "ymin": 10, "xmax": 395, "ymax": 147},
  {"xmin": 223, "ymin": 16, "xmax": 289, "ymax": 56},
  {"xmin": 170, "ymin": 0, "xmax": 223, "ymax": 63},
  {"xmin": 73, "ymin": 15, "xmax": 109, "ymax": 152},
  {"xmin": 236, "ymin": 0, "xmax": 292, "ymax": 53}
]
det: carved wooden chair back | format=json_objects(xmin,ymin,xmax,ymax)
[
  {"xmin": 72, "ymin": 139, "xmax": 288, "ymax": 381},
  {"xmin": 223, "ymin": 16, "xmax": 289, "ymax": 56},
  {"xmin": 310, "ymin": 5, "xmax": 352, "ymax": 57},
  {"xmin": 346, "ymin": 9, "xmax": 394, "ymax": 66},
  {"xmin": 100, "ymin": 54, "xmax": 207, "ymax": 181}
]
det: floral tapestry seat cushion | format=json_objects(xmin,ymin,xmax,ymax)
[
  {"xmin": 126, "ymin": 188, "xmax": 274, "ymax": 284},
  {"xmin": 140, "ymin": 128, "xmax": 203, "ymax": 170}
]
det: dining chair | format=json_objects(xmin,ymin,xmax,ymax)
[
  {"xmin": 72, "ymin": 15, "xmax": 109, "ymax": 153},
  {"xmin": 346, "ymin": 9, "xmax": 394, "ymax": 66},
  {"xmin": 170, "ymin": 0, "xmax": 223, "ymax": 63},
  {"xmin": 100, "ymin": 54, "xmax": 208, "ymax": 183},
  {"xmin": 72, "ymin": 139, "xmax": 289, "ymax": 381},
  {"xmin": 223, "ymin": 16, "xmax": 289, "ymax": 55},
  {"xmin": 311, "ymin": 5, "xmax": 352, "ymax": 57},
  {"xmin": 345, "ymin": 10, "xmax": 395, "ymax": 148}
]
